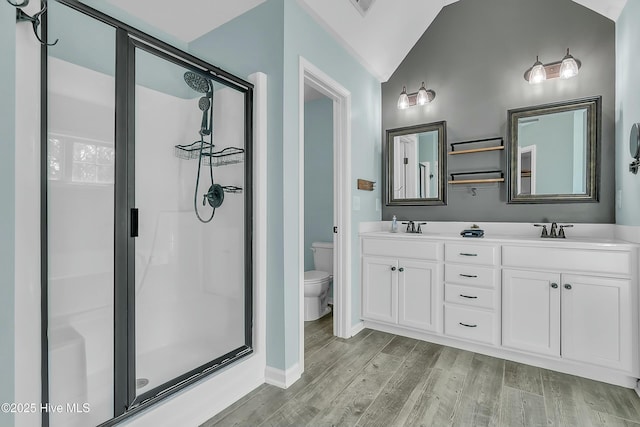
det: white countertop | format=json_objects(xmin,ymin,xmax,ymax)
[{"xmin": 360, "ymin": 224, "xmax": 639, "ymax": 250}]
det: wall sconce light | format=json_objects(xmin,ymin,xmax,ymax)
[
  {"xmin": 397, "ymin": 82, "xmax": 436, "ymax": 109},
  {"xmin": 524, "ymin": 49, "xmax": 581, "ymax": 84}
]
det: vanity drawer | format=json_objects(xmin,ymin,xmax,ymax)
[
  {"xmin": 502, "ymin": 246, "xmax": 631, "ymax": 276},
  {"xmin": 444, "ymin": 305, "xmax": 497, "ymax": 345},
  {"xmin": 445, "ymin": 284, "xmax": 496, "ymax": 309},
  {"xmin": 445, "ymin": 264, "xmax": 498, "ymax": 288},
  {"xmin": 445, "ymin": 243, "xmax": 499, "ymax": 266},
  {"xmin": 362, "ymin": 238, "xmax": 442, "ymax": 261}
]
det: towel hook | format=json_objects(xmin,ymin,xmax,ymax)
[{"xmin": 7, "ymin": 0, "xmax": 59, "ymax": 46}]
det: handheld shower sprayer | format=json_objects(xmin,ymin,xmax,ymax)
[{"xmin": 184, "ymin": 71, "xmax": 219, "ymax": 223}]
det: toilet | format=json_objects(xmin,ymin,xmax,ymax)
[{"xmin": 304, "ymin": 241, "xmax": 333, "ymax": 321}]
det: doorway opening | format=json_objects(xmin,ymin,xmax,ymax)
[{"xmin": 298, "ymin": 58, "xmax": 352, "ymax": 373}]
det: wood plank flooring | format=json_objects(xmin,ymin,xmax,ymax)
[{"xmin": 201, "ymin": 314, "xmax": 640, "ymax": 427}]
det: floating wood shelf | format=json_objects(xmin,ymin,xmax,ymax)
[
  {"xmin": 448, "ymin": 178, "xmax": 505, "ymax": 185},
  {"xmin": 449, "ymin": 146, "xmax": 505, "ymax": 155},
  {"xmin": 449, "ymin": 170, "xmax": 504, "ymax": 185},
  {"xmin": 449, "ymin": 137, "xmax": 504, "ymax": 154}
]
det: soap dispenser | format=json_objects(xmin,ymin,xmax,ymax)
[{"xmin": 391, "ymin": 215, "xmax": 398, "ymax": 233}]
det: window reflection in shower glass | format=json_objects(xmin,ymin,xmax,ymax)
[
  {"xmin": 134, "ymin": 48, "xmax": 247, "ymax": 398},
  {"xmin": 47, "ymin": 2, "xmax": 115, "ymax": 426}
]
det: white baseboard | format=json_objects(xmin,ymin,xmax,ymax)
[
  {"xmin": 265, "ymin": 363, "xmax": 302, "ymax": 389},
  {"xmin": 350, "ymin": 321, "xmax": 365, "ymax": 337}
]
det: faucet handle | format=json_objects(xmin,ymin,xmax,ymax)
[
  {"xmin": 558, "ymin": 224, "xmax": 573, "ymax": 239},
  {"xmin": 416, "ymin": 222, "xmax": 427, "ymax": 233},
  {"xmin": 534, "ymin": 224, "xmax": 549, "ymax": 237},
  {"xmin": 401, "ymin": 221, "xmax": 414, "ymax": 233}
]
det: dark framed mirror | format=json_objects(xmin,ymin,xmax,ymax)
[
  {"xmin": 386, "ymin": 121, "xmax": 447, "ymax": 206},
  {"xmin": 508, "ymin": 96, "xmax": 600, "ymax": 204}
]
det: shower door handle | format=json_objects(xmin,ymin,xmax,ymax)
[{"xmin": 130, "ymin": 208, "xmax": 139, "ymax": 237}]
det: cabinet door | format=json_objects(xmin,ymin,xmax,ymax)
[
  {"xmin": 561, "ymin": 275, "xmax": 632, "ymax": 372},
  {"xmin": 502, "ymin": 269, "xmax": 561, "ymax": 357},
  {"xmin": 398, "ymin": 260, "xmax": 440, "ymax": 332},
  {"xmin": 362, "ymin": 256, "xmax": 397, "ymax": 324}
]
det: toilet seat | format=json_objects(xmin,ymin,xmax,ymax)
[{"xmin": 304, "ymin": 270, "xmax": 330, "ymax": 284}]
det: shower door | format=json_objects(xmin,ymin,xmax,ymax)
[
  {"xmin": 130, "ymin": 42, "xmax": 252, "ymax": 405},
  {"xmin": 44, "ymin": 2, "xmax": 254, "ymax": 425}
]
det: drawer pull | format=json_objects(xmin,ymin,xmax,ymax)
[
  {"xmin": 459, "ymin": 294, "xmax": 478, "ymax": 299},
  {"xmin": 459, "ymin": 322, "xmax": 477, "ymax": 328},
  {"xmin": 459, "ymin": 253, "xmax": 478, "ymax": 257},
  {"xmin": 459, "ymin": 273, "xmax": 478, "ymax": 278}
]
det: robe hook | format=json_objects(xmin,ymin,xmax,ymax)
[{"xmin": 7, "ymin": 0, "xmax": 58, "ymax": 46}]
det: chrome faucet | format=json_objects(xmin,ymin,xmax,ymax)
[{"xmin": 550, "ymin": 222, "xmax": 558, "ymax": 238}]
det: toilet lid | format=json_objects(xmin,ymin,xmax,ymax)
[{"xmin": 304, "ymin": 270, "xmax": 330, "ymax": 283}]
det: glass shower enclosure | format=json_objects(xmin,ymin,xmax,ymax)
[{"xmin": 44, "ymin": 2, "xmax": 253, "ymax": 426}]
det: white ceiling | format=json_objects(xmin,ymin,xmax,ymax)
[
  {"xmin": 105, "ymin": 0, "xmax": 267, "ymax": 42},
  {"xmin": 104, "ymin": 0, "xmax": 627, "ymax": 82}
]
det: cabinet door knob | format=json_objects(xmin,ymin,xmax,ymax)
[
  {"xmin": 564, "ymin": 284, "xmax": 572, "ymax": 290},
  {"xmin": 398, "ymin": 267, "xmax": 405, "ymax": 272},
  {"xmin": 391, "ymin": 266, "xmax": 396, "ymax": 271},
  {"xmin": 551, "ymin": 283, "xmax": 558, "ymax": 289}
]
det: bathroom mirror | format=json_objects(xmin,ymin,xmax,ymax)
[
  {"xmin": 386, "ymin": 121, "xmax": 447, "ymax": 206},
  {"xmin": 508, "ymin": 96, "xmax": 600, "ymax": 204}
]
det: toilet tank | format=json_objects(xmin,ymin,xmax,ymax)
[{"xmin": 311, "ymin": 241, "xmax": 333, "ymax": 274}]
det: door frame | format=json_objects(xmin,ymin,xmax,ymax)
[{"xmin": 298, "ymin": 57, "xmax": 352, "ymax": 372}]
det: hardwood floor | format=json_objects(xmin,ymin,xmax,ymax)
[{"xmin": 201, "ymin": 314, "xmax": 640, "ymax": 427}]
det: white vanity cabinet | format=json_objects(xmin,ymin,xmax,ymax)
[
  {"xmin": 502, "ymin": 245, "xmax": 635, "ymax": 373},
  {"xmin": 360, "ymin": 231, "xmax": 638, "ymax": 387},
  {"xmin": 361, "ymin": 238, "xmax": 442, "ymax": 333}
]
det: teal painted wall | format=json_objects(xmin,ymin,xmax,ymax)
[
  {"xmin": 304, "ymin": 97, "xmax": 334, "ymax": 271},
  {"xmin": 0, "ymin": 2, "xmax": 15, "ymax": 426},
  {"xmin": 283, "ymin": 0, "xmax": 381, "ymax": 368},
  {"xmin": 189, "ymin": 0, "xmax": 287, "ymax": 369},
  {"xmin": 616, "ymin": 0, "xmax": 640, "ymax": 226}
]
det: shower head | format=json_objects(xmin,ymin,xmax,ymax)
[
  {"xmin": 184, "ymin": 71, "xmax": 211, "ymax": 94},
  {"xmin": 198, "ymin": 96, "xmax": 211, "ymax": 111}
]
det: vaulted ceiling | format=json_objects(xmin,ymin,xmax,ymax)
[{"xmin": 104, "ymin": 0, "xmax": 628, "ymax": 82}]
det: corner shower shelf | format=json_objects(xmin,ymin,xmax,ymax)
[
  {"xmin": 173, "ymin": 143, "xmax": 244, "ymax": 167},
  {"xmin": 174, "ymin": 140, "xmax": 214, "ymax": 160},
  {"xmin": 202, "ymin": 147, "xmax": 245, "ymax": 167},
  {"xmin": 448, "ymin": 170, "xmax": 505, "ymax": 185},
  {"xmin": 449, "ymin": 137, "xmax": 504, "ymax": 155}
]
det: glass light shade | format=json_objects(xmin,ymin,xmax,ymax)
[
  {"xmin": 560, "ymin": 49, "xmax": 579, "ymax": 79},
  {"xmin": 416, "ymin": 82, "xmax": 430, "ymax": 105},
  {"xmin": 528, "ymin": 56, "xmax": 546, "ymax": 85},
  {"xmin": 397, "ymin": 86, "xmax": 409, "ymax": 109}
]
